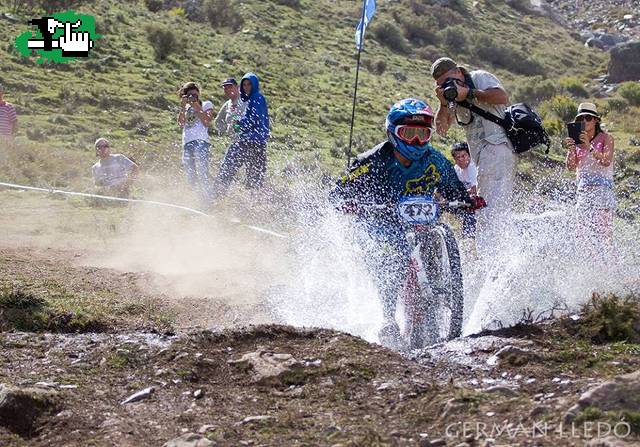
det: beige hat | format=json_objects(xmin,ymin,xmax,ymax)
[
  {"xmin": 430, "ymin": 57, "xmax": 458, "ymax": 80},
  {"xmin": 575, "ymin": 102, "xmax": 600, "ymax": 119}
]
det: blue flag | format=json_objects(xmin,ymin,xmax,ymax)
[{"xmin": 355, "ymin": 0, "xmax": 376, "ymax": 50}]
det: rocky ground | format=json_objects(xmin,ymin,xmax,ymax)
[
  {"xmin": 545, "ymin": 0, "xmax": 640, "ymax": 44},
  {"xmin": 1, "ymin": 320, "xmax": 640, "ymax": 447},
  {"xmin": 1, "ymin": 232, "xmax": 640, "ymax": 446}
]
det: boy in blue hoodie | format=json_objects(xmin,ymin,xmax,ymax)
[{"xmin": 215, "ymin": 72, "xmax": 270, "ymax": 194}]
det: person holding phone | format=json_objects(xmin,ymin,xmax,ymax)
[
  {"xmin": 564, "ymin": 102, "xmax": 615, "ymax": 255},
  {"xmin": 177, "ymin": 81, "xmax": 214, "ymax": 204}
]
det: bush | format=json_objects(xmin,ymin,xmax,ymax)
[
  {"xmin": 513, "ymin": 76, "xmax": 557, "ymax": 104},
  {"xmin": 144, "ymin": 0, "xmax": 163, "ymax": 12},
  {"xmin": 371, "ymin": 21, "xmax": 409, "ymax": 54},
  {"xmin": 204, "ymin": 0, "xmax": 245, "ymax": 31},
  {"xmin": 618, "ymin": 81, "xmax": 640, "ymax": 106},
  {"xmin": 574, "ymin": 293, "xmax": 640, "ymax": 344},
  {"xmin": 416, "ymin": 45, "xmax": 440, "ymax": 62},
  {"xmin": 145, "ymin": 24, "xmax": 177, "ymax": 61},
  {"xmin": 443, "ymin": 26, "xmax": 467, "ymax": 52},
  {"xmin": 473, "ymin": 35, "xmax": 544, "ymax": 76},
  {"xmin": 542, "ymin": 95, "xmax": 577, "ymax": 123},
  {"xmin": 401, "ymin": 17, "xmax": 440, "ymax": 46},
  {"xmin": 606, "ymin": 97, "xmax": 629, "ymax": 112},
  {"xmin": 274, "ymin": 0, "xmax": 301, "ymax": 7},
  {"xmin": 559, "ymin": 76, "xmax": 589, "ymax": 98}
]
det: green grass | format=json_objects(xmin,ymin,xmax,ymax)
[
  {"xmin": 0, "ymin": 0, "xmax": 637, "ymax": 211},
  {"xmin": 0, "ymin": 285, "xmax": 106, "ymax": 332}
]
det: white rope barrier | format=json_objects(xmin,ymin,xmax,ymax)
[{"xmin": 0, "ymin": 181, "xmax": 288, "ymax": 239}]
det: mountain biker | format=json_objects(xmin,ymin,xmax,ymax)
[{"xmin": 330, "ymin": 98, "xmax": 482, "ymax": 347}]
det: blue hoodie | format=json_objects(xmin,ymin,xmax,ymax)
[{"xmin": 238, "ymin": 72, "xmax": 270, "ymax": 145}]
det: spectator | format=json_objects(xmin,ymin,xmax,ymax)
[
  {"xmin": 213, "ymin": 78, "xmax": 246, "ymax": 137},
  {"xmin": 431, "ymin": 57, "xmax": 516, "ymax": 257},
  {"xmin": 451, "ymin": 141, "xmax": 478, "ymax": 238},
  {"xmin": 215, "ymin": 72, "xmax": 270, "ymax": 194},
  {"xmin": 564, "ymin": 103, "xmax": 615, "ymax": 256},
  {"xmin": 451, "ymin": 141, "xmax": 478, "ymax": 196},
  {"xmin": 91, "ymin": 138, "xmax": 139, "ymax": 198},
  {"xmin": 0, "ymin": 84, "xmax": 18, "ymax": 143},
  {"xmin": 177, "ymin": 81, "xmax": 214, "ymax": 203}
]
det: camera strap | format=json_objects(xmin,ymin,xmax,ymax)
[{"xmin": 457, "ymin": 101, "xmax": 509, "ymax": 129}]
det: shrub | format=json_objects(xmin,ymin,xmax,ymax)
[
  {"xmin": 618, "ymin": 81, "xmax": 640, "ymax": 106},
  {"xmin": 144, "ymin": 0, "xmax": 163, "ymax": 12},
  {"xmin": 574, "ymin": 293, "xmax": 640, "ymax": 344},
  {"xmin": 559, "ymin": 76, "xmax": 589, "ymax": 98},
  {"xmin": 443, "ymin": 26, "xmax": 467, "ymax": 52},
  {"xmin": 513, "ymin": 76, "xmax": 557, "ymax": 104},
  {"xmin": 606, "ymin": 97, "xmax": 629, "ymax": 112},
  {"xmin": 416, "ymin": 45, "xmax": 440, "ymax": 62},
  {"xmin": 204, "ymin": 0, "xmax": 245, "ymax": 31},
  {"xmin": 371, "ymin": 21, "xmax": 409, "ymax": 54},
  {"xmin": 546, "ymin": 95, "xmax": 577, "ymax": 122},
  {"xmin": 473, "ymin": 35, "xmax": 544, "ymax": 76},
  {"xmin": 145, "ymin": 24, "xmax": 177, "ymax": 61},
  {"xmin": 274, "ymin": 0, "xmax": 301, "ymax": 7},
  {"xmin": 401, "ymin": 17, "xmax": 440, "ymax": 46}
]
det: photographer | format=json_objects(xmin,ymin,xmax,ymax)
[
  {"xmin": 564, "ymin": 103, "xmax": 615, "ymax": 257},
  {"xmin": 177, "ymin": 81, "xmax": 214, "ymax": 203},
  {"xmin": 431, "ymin": 57, "xmax": 516, "ymax": 257}
]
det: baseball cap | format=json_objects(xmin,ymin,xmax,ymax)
[
  {"xmin": 220, "ymin": 78, "xmax": 237, "ymax": 86},
  {"xmin": 430, "ymin": 57, "xmax": 458, "ymax": 80}
]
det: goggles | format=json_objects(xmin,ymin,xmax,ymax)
[{"xmin": 394, "ymin": 124, "xmax": 432, "ymax": 145}]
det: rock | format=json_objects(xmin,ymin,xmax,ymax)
[
  {"xmin": 585, "ymin": 436, "xmax": 634, "ymax": 447},
  {"xmin": 228, "ymin": 350, "xmax": 305, "ymax": 386},
  {"xmin": 121, "ymin": 386, "xmax": 155, "ymax": 405},
  {"xmin": 428, "ymin": 439, "xmax": 446, "ymax": 447},
  {"xmin": 529, "ymin": 405, "xmax": 550, "ymax": 418},
  {"xmin": 163, "ymin": 432, "xmax": 216, "ymax": 447},
  {"xmin": 608, "ymin": 42, "xmax": 640, "ymax": 82},
  {"xmin": 0, "ymin": 384, "xmax": 59, "ymax": 436},
  {"xmin": 236, "ymin": 415, "xmax": 274, "ymax": 426},
  {"xmin": 565, "ymin": 370, "xmax": 640, "ymax": 422},
  {"xmin": 197, "ymin": 424, "xmax": 216, "ymax": 434},
  {"xmin": 486, "ymin": 345, "xmax": 539, "ymax": 367},
  {"xmin": 193, "ymin": 389, "xmax": 204, "ymax": 399},
  {"xmin": 483, "ymin": 385, "xmax": 518, "ymax": 397}
]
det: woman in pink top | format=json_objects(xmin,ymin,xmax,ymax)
[{"xmin": 564, "ymin": 103, "xmax": 615, "ymax": 255}]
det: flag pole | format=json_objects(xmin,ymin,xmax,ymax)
[{"xmin": 346, "ymin": 1, "xmax": 367, "ymax": 171}]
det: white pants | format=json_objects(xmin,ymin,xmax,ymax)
[{"xmin": 473, "ymin": 141, "xmax": 516, "ymax": 258}]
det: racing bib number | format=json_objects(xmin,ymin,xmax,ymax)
[{"xmin": 397, "ymin": 196, "xmax": 439, "ymax": 224}]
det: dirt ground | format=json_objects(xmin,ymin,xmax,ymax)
[{"xmin": 1, "ymin": 190, "xmax": 640, "ymax": 446}]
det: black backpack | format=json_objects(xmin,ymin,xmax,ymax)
[{"xmin": 458, "ymin": 101, "xmax": 551, "ymax": 154}]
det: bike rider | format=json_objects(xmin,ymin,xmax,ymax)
[{"xmin": 330, "ymin": 98, "xmax": 482, "ymax": 347}]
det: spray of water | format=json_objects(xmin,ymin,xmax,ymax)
[{"xmin": 265, "ymin": 171, "xmax": 640, "ymax": 342}]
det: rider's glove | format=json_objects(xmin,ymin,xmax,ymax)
[{"xmin": 469, "ymin": 195, "xmax": 487, "ymax": 211}]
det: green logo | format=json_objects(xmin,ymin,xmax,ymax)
[{"xmin": 15, "ymin": 11, "xmax": 100, "ymax": 64}]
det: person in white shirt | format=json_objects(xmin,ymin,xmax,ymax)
[
  {"xmin": 451, "ymin": 141, "xmax": 478, "ymax": 238},
  {"xmin": 91, "ymin": 138, "xmax": 139, "ymax": 198},
  {"xmin": 432, "ymin": 57, "xmax": 516, "ymax": 256},
  {"xmin": 452, "ymin": 141, "xmax": 478, "ymax": 195},
  {"xmin": 213, "ymin": 77, "xmax": 246, "ymax": 137},
  {"xmin": 177, "ymin": 81, "xmax": 214, "ymax": 204}
]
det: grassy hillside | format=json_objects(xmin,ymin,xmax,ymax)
[{"xmin": 0, "ymin": 0, "xmax": 637, "ymax": 212}]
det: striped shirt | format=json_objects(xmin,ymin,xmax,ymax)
[{"xmin": 0, "ymin": 102, "xmax": 17, "ymax": 136}]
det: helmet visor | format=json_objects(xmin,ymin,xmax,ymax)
[{"xmin": 394, "ymin": 124, "xmax": 432, "ymax": 146}]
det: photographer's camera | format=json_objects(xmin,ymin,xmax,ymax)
[{"xmin": 442, "ymin": 79, "xmax": 458, "ymax": 103}]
